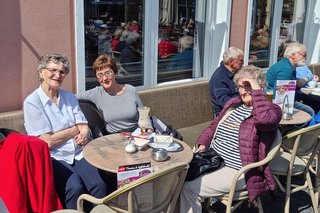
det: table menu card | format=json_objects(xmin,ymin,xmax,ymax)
[
  {"xmin": 273, "ymin": 80, "xmax": 296, "ymax": 114},
  {"xmin": 116, "ymin": 162, "xmax": 153, "ymax": 211},
  {"xmin": 117, "ymin": 162, "xmax": 153, "ymax": 188}
]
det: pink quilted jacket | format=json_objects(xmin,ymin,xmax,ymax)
[{"xmin": 196, "ymin": 89, "xmax": 282, "ymax": 201}]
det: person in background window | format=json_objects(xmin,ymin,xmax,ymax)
[
  {"xmin": 179, "ymin": 65, "xmax": 282, "ymax": 213},
  {"xmin": 249, "ymin": 29, "xmax": 269, "ymax": 62},
  {"xmin": 158, "ymin": 32, "xmax": 177, "ymax": 59},
  {"xmin": 120, "ymin": 32, "xmax": 142, "ymax": 63},
  {"xmin": 208, "ymin": 47, "xmax": 244, "ymax": 116},
  {"xmin": 23, "ymin": 54, "xmax": 108, "ymax": 209},
  {"xmin": 266, "ymin": 41, "xmax": 315, "ymax": 116},
  {"xmin": 168, "ymin": 35, "xmax": 193, "ymax": 70},
  {"xmin": 128, "ymin": 20, "xmax": 140, "ymax": 33},
  {"xmin": 111, "ymin": 28, "xmax": 124, "ymax": 51},
  {"xmin": 184, "ymin": 18, "xmax": 195, "ymax": 35},
  {"xmin": 77, "ymin": 55, "xmax": 152, "ymax": 134},
  {"xmin": 115, "ymin": 30, "xmax": 129, "ymax": 53}
]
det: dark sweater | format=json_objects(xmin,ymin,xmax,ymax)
[{"xmin": 209, "ymin": 61, "xmax": 239, "ymax": 115}]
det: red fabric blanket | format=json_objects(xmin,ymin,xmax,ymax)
[{"xmin": 0, "ymin": 133, "xmax": 62, "ymax": 213}]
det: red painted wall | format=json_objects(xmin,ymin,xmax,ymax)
[
  {"xmin": 0, "ymin": 0, "xmax": 75, "ymax": 112},
  {"xmin": 229, "ymin": 0, "xmax": 248, "ymax": 51}
]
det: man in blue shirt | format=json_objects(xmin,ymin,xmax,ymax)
[
  {"xmin": 296, "ymin": 65, "xmax": 319, "ymax": 87},
  {"xmin": 209, "ymin": 47, "xmax": 244, "ymax": 115},
  {"xmin": 266, "ymin": 41, "xmax": 315, "ymax": 116}
]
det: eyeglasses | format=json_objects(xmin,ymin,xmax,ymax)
[
  {"xmin": 96, "ymin": 71, "xmax": 114, "ymax": 79},
  {"xmin": 297, "ymin": 52, "xmax": 307, "ymax": 58},
  {"xmin": 44, "ymin": 68, "xmax": 66, "ymax": 76},
  {"xmin": 235, "ymin": 84, "xmax": 251, "ymax": 92}
]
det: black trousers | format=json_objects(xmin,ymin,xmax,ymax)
[{"xmin": 300, "ymin": 93, "xmax": 320, "ymax": 113}]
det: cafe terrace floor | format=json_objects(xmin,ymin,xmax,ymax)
[{"xmin": 203, "ymin": 175, "xmax": 319, "ymax": 212}]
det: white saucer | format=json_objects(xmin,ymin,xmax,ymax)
[{"xmin": 148, "ymin": 141, "xmax": 183, "ymax": 152}]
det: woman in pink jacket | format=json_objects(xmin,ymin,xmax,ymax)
[{"xmin": 180, "ymin": 65, "xmax": 282, "ymax": 213}]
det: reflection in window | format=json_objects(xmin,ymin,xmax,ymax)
[
  {"xmin": 249, "ymin": 0, "xmax": 308, "ymax": 67},
  {"xmin": 83, "ymin": 0, "xmax": 204, "ymax": 89},
  {"xmin": 277, "ymin": 0, "xmax": 307, "ymax": 59},
  {"xmin": 157, "ymin": 0, "xmax": 202, "ymax": 83},
  {"xmin": 248, "ymin": 0, "xmax": 272, "ymax": 68},
  {"xmin": 84, "ymin": 0, "xmax": 144, "ymax": 89}
]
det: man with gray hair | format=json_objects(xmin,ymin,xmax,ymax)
[
  {"xmin": 120, "ymin": 31, "xmax": 142, "ymax": 63},
  {"xmin": 209, "ymin": 47, "xmax": 244, "ymax": 115},
  {"xmin": 266, "ymin": 41, "xmax": 314, "ymax": 116},
  {"xmin": 168, "ymin": 35, "xmax": 194, "ymax": 70}
]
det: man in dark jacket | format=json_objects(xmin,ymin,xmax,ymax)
[
  {"xmin": 209, "ymin": 47, "xmax": 244, "ymax": 116},
  {"xmin": 120, "ymin": 32, "xmax": 142, "ymax": 63}
]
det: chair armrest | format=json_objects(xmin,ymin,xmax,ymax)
[
  {"xmin": 226, "ymin": 130, "xmax": 282, "ymax": 204},
  {"xmin": 77, "ymin": 163, "xmax": 189, "ymax": 211},
  {"xmin": 77, "ymin": 194, "xmax": 104, "ymax": 211},
  {"xmin": 284, "ymin": 123, "xmax": 320, "ymax": 139}
]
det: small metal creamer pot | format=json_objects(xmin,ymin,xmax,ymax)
[{"xmin": 151, "ymin": 148, "xmax": 168, "ymax": 162}]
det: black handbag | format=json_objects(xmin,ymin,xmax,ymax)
[
  {"xmin": 151, "ymin": 116, "xmax": 183, "ymax": 141},
  {"xmin": 185, "ymin": 148, "xmax": 225, "ymax": 181}
]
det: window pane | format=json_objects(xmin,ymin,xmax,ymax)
[
  {"xmin": 84, "ymin": 0, "xmax": 144, "ymax": 90},
  {"xmin": 277, "ymin": 0, "xmax": 307, "ymax": 59},
  {"xmin": 248, "ymin": 0, "xmax": 273, "ymax": 68},
  {"xmin": 157, "ymin": 0, "xmax": 203, "ymax": 83}
]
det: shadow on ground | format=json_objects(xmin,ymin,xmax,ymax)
[{"xmin": 203, "ymin": 177, "xmax": 319, "ymax": 213}]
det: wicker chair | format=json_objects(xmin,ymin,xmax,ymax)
[
  {"xmin": 215, "ymin": 130, "xmax": 282, "ymax": 213},
  {"xmin": 53, "ymin": 163, "xmax": 189, "ymax": 213},
  {"xmin": 269, "ymin": 123, "xmax": 320, "ymax": 213},
  {"xmin": 78, "ymin": 99, "xmax": 108, "ymax": 139}
]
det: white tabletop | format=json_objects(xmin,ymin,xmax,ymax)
[{"xmin": 280, "ymin": 109, "xmax": 311, "ymax": 125}]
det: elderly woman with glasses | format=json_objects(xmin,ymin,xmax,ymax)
[
  {"xmin": 77, "ymin": 54, "xmax": 152, "ymax": 133},
  {"xmin": 23, "ymin": 54, "xmax": 108, "ymax": 209},
  {"xmin": 179, "ymin": 65, "xmax": 282, "ymax": 213}
]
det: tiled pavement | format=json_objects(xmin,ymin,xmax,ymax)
[
  {"xmin": 204, "ymin": 191, "xmax": 319, "ymax": 213},
  {"xmin": 203, "ymin": 176, "xmax": 320, "ymax": 213}
]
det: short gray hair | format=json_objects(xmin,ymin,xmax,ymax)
[
  {"xmin": 233, "ymin": 65, "xmax": 265, "ymax": 85},
  {"xmin": 37, "ymin": 54, "xmax": 70, "ymax": 74},
  {"xmin": 284, "ymin": 42, "xmax": 307, "ymax": 58},
  {"xmin": 223, "ymin": 47, "xmax": 244, "ymax": 64},
  {"xmin": 125, "ymin": 32, "xmax": 141, "ymax": 45}
]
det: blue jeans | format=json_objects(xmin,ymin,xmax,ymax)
[
  {"xmin": 294, "ymin": 101, "xmax": 315, "ymax": 116},
  {"xmin": 52, "ymin": 158, "xmax": 108, "ymax": 209}
]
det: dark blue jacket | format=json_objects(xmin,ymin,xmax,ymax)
[
  {"xmin": 168, "ymin": 48, "xmax": 193, "ymax": 70},
  {"xmin": 120, "ymin": 44, "xmax": 141, "ymax": 63},
  {"xmin": 209, "ymin": 61, "xmax": 239, "ymax": 115}
]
